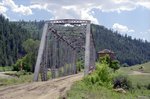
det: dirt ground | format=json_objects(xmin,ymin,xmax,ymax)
[
  {"xmin": 0, "ymin": 72, "xmax": 14, "ymax": 79},
  {"xmin": 130, "ymin": 71, "xmax": 150, "ymax": 75},
  {"xmin": 0, "ymin": 73, "xmax": 83, "ymax": 99}
]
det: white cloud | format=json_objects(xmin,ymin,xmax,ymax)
[
  {"xmin": 29, "ymin": 4, "xmax": 48, "ymax": 10},
  {"xmin": 1, "ymin": 0, "xmax": 150, "ymax": 24},
  {"xmin": 136, "ymin": 0, "xmax": 150, "ymax": 9},
  {"xmin": 112, "ymin": 23, "xmax": 135, "ymax": 34},
  {"xmin": 2, "ymin": 0, "xmax": 17, "ymax": 9},
  {"xmin": 0, "ymin": 4, "xmax": 9, "ymax": 19},
  {"xmin": 13, "ymin": 5, "xmax": 32, "ymax": 15},
  {"xmin": 128, "ymin": 29, "xmax": 135, "ymax": 33},
  {"xmin": 137, "ymin": 30, "xmax": 150, "ymax": 42},
  {"xmin": 0, "ymin": 5, "xmax": 7, "ymax": 13},
  {"xmin": 2, "ymin": 0, "xmax": 32, "ymax": 15},
  {"xmin": 81, "ymin": 9, "xmax": 99, "ymax": 24},
  {"xmin": 112, "ymin": 23, "xmax": 150, "ymax": 42},
  {"xmin": 0, "ymin": 0, "xmax": 49, "ymax": 16},
  {"xmin": 29, "ymin": 0, "xmax": 150, "ymax": 24}
]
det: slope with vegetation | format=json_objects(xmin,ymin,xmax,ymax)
[
  {"xmin": 0, "ymin": 15, "xmax": 150, "ymax": 70},
  {"xmin": 66, "ymin": 58, "xmax": 150, "ymax": 99},
  {"xmin": 0, "ymin": 15, "xmax": 30, "ymax": 66},
  {"xmin": 119, "ymin": 61, "xmax": 150, "ymax": 73},
  {"xmin": 11, "ymin": 22, "xmax": 150, "ymax": 67},
  {"xmin": 92, "ymin": 24, "xmax": 150, "ymax": 66}
]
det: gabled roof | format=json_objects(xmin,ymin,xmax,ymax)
[{"xmin": 98, "ymin": 49, "xmax": 114, "ymax": 54}]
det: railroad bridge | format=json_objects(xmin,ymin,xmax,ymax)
[{"xmin": 33, "ymin": 19, "xmax": 96, "ymax": 81}]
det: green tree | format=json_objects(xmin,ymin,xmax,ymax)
[
  {"xmin": 22, "ymin": 39, "xmax": 39, "ymax": 53},
  {"xmin": 13, "ymin": 39, "xmax": 39, "ymax": 72},
  {"xmin": 76, "ymin": 59, "xmax": 84, "ymax": 72},
  {"xmin": 22, "ymin": 39, "xmax": 39, "ymax": 72},
  {"xmin": 110, "ymin": 60, "xmax": 120, "ymax": 72},
  {"xmin": 99, "ymin": 55, "xmax": 120, "ymax": 72}
]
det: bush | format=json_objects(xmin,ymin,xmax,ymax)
[
  {"xmin": 122, "ymin": 63, "xmax": 129, "ymax": 67},
  {"xmin": 99, "ymin": 54, "xmax": 111, "ymax": 65},
  {"xmin": 110, "ymin": 60, "xmax": 120, "ymax": 72},
  {"xmin": 99, "ymin": 55, "xmax": 120, "ymax": 72},
  {"xmin": 16, "ymin": 70, "xmax": 28, "ymax": 77},
  {"xmin": 136, "ymin": 83, "xmax": 142, "ymax": 89},
  {"xmin": 12, "ymin": 59, "xmax": 22, "ymax": 71},
  {"xmin": 84, "ymin": 62, "xmax": 113, "ymax": 87},
  {"xmin": 76, "ymin": 60, "xmax": 84, "ymax": 72},
  {"xmin": 113, "ymin": 74, "xmax": 132, "ymax": 90},
  {"xmin": 12, "ymin": 54, "xmax": 33, "ymax": 72},
  {"xmin": 146, "ymin": 83, "xmax": 150, "ymax": 90}
]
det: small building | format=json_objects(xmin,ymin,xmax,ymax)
[{"xmin": 98, "ymin": 49, "xmax": 115, "ymax": 59}]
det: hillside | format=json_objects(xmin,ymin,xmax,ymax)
[
  {"xmin": 0, "ymin": 15, "xmax": 150, "ymax": 66},
  {"xmin": 92, "ymin": 24, "xmax": 150, "ymax": 65},
  {"xmin": 0, "ymin": 15, "xmax": 30, "ymax": 66},
  {"xmin": 15, "ymin": 22, "xmax": 150, "ymax": 66},
  {"xmin": 66, "ymin": 62, "xmax": 150, "ymax": 99},
  {"xmin": 120, "ymin": 61, "xmax": 150, "ymax": 73}
]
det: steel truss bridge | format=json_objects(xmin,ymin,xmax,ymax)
[{"xmin": 33, "ymin": 19, "xmax": 96, "ymax": 81}]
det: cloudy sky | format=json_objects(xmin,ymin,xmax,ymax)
[{"xmin": 0, "ymin": 0, "xmax": 150, "ymax": 41}]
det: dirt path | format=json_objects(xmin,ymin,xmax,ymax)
[
  {"xmin": 0, "ymin": 73, "xmax": 83, "ymax": 99},
  {"xmin": 0, "ymin": 72, "xmax": 14, "ymax": 79},
  {"xmin": 129, "ymin": 71, "xmax": 150, "ymax": 75}
]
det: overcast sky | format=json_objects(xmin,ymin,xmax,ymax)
[{"xmin": 0, "ymin": 0, "xmax": 150, "ymax": 41}]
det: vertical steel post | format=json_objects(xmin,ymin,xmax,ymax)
[
  {"xmin": 72, "ymin": 50, "xmax": 76, "ymax": 74},
  {"xmin": 84, "ymin": 23, "xmax": 91, "ymax": 76},
  {"xmin": 33, "ymin": 23, "xmax": 48, "ymax": 81},
  {"xmin": 41, "ymin": 34, "xmax": 48, "ymax": 81}
]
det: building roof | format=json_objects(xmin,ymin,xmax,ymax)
[{"xmin": 98, "ymin": 49, "xmax": 114, "ymax": 54}]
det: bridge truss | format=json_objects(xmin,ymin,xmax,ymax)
[{"xmin": 33, "ymin": 19, "xmax": 96, "ymax": 81}]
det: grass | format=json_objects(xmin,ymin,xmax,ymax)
[
  {"xmin": 0, "ymin": 71, "xmax": 33, "ymax": 87},
  {"xmin": 131, "ymin": 62, "xmax": 150, "ymax": 73},
  {"xmin": 119, "ymin": 62, "xmax": 150, "ymax": 88},
  {"xmin": 66, "ymin": 62, "xmax": 150, "ymax": 99},
  {"xmin": 0, "ymin": 66, "xmax": 13, "ymax": 72},
  {"xmin": 0, "ymin": 70, "xmax": 52, "ymax": 87},
  {"xmin": 130, "ymin": 75, "xmax": 150, "ymax": 87},
  {"xmin": 119, "ymin": 62, "xmax": 150, "ymax": 73},
  {"xmin": 0, "ymin": 74, "xmax": 33, "ymax": 87},
  {"xmin": 67, "ymin": 80, "xmax": 150, "ymax": 99}
]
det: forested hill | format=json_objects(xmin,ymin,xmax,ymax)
[
  {"xmin": 0, "ymin": 15, "xmax": 30, "ymax": 66},
  {"xmin": 92, "ymin": 24, "xmax": 150, "ymax": 66},
  {"xmin": 0, "ymin": 15, "xmax": 150, "ymax": 66}
]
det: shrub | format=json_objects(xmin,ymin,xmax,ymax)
[
  {"xmin": 76, "ymin": 60, "xmax": 84, "ymax": 72},
  {"xmin": 84, "ymin": 62, "xmax": 113, "ymax": 87},
  {"xmin": 99, "ymin": 54, "xmax": 111, "ymax": 65},
  {"xmin": 96, "ymin": 63, "xmax": 112, "ymax": 83},
  {"xmin": 16, "ymin": 70, "xmax": 28, "ymax": 77},
  {"xmin": 12, "ymin": 59, "xmax": 22, "ymax": 71},
  {"xmin": 99, "ymin": 55, "xmax": 120, "ymax": 72},
  {"xmin": 110, "ymin": 60, "xmax": 120, "ymax": 72},
  {"xmin": 146, "ymin": 83, "xmax": 150, "ymax": 90},
  {"xmin": 22, "ymin": 54, "xmax": 32, "ymax": 72},
  {"xmin": 122, "ymin": 63, "xmax": 129, "ymax": 67},
  {"xmin": 12, "ymin": 54, "xmax": 33, "ymax": 72},
  {"xmin": 136, "ymin": 83, "xmax": 142, "ymax": 89},
  {"xmin": 113, "ymin": 74, "xmax": 132, "ymax": 90}
]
